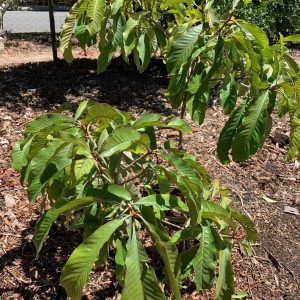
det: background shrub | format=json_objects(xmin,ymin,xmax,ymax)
[{"xmin": 215, "ymin": 0, "xmax": 300, "ymax": 44}]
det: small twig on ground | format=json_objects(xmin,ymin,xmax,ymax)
[
  {"xmin": 232, "ymin": 188, "xmax": 244, "ymax": 207},
  {"xmin": 162, "ymin": 219, "xmax": 182, "ymax": 230},
  {"xmin": 5, "ymin": 266, "xmax": 31, "ymax": 284}
]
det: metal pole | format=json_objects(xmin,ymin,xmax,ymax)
[{"xmin": 48, "ymin": 0, "xmax": 57, "ymax": 61}]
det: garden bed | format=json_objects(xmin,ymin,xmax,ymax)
[{"xmin": 0, "ymin": 47, "xmax": 299, "ymax": 299}]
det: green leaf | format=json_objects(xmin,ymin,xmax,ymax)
[
  {"xmin": 85, "ymin": 103, "xmax": 125, "ymax": 124},
  {"xmin": 283, "ymin": 34, "xmax": 300, "ymax": 43},
  {"xmin": 214, "ymin": 244, "xmax": 234, "ymax": 300},
  {"xmin": 143, "ymin": 220, "xmax": 181, "ymax": 300},
  {"xmin": 60, "ymin": 0, "xmax": 88, "ymax": 62},
  {"xmin": 134, "ymin": 193, "xmax": 188, "ymax": 212},
  {"xmin": 160, "ymin": 0, "xmax": 191, "ymax": 10},
  {"xmin": 178, "ymin": 245, "xmax": 198, "ymax": 280},
  {"xmin": 166, "ymin": 117, "xmax": 192, "ymax": 133},
  {"xmin": 33, "ymin": 208, "xmax": 59, "ymax": 256},
  {"xmin": 232, "ymin": 91, "xmax": 271, "ymax": 161},
  {"xmin": 132, "ymin": 113, "xmax": 162, "ymax": 129},
  {"xmin": 100, "ymin": 126, "xmax": 141, "ymax": 157},
  {"xmin": 115, "ymin": 237, "xmax": 127, "ymax": 286},
  {"xmin": 122, "ymin": 227, "xmax": 144, "ymax": 300},
  {"xmin": 166, "ymin": 24, "xmax": 203, "ymax": 75},
  {"xmin": 237, "ymin": 21, "xmax": 269, "ymax": 48},
  {"xmin": 111, "ymin": 0, "xmax": 123, "ymax": 15},
  {"xmin": 142, "ymin": 264, "xmax": 166, "ymax": 300},
  {"xmin": 201, "ymin": 200, "xmax": 235, "ymax": 228},
  {"xmin": 75, "ymin": 100, "xmax": 92, "ymax": 120},
  {"xmin": 171, "ymin": 227, "xmax": 202, "ymax": 243},
  {"xmin": 55, "ymin": 197, "xmax": 98, "ymax": 215},
  {"xmin": 61, "ymin": 218, "xmax": 125, "ymax": 300},
  {"xmin": 194, "ymin": 223, "xmax": 217, "ymax": 291},
  {"xmin": 232, "ymin": 291, "xmax": 248, "ymax": 299},
  {"xmin": 220, "ymin": 74, "xmax": 237, "ymax": 114},
  {"xmin": 217, "ymin": 100, "xmax": 248, "ymax": 164},
  {"xmin": 28, "ymin": 142, "xmax": 72, "ymax": 202},
  {"xmin": 25, "ymin": 114, "xmax": 74, "ymax": 134},
  {"xmin": 136, "ymin": 32, "xmax": 151, "ymax": 72},
  {"xmin": 186, "ymin": 64, "xmax": 210, "ymax": 125},
  {"xmin": 160, "ymin": 153, "xmax": 200, "ymax": 186},
  {"xmin": 230, "ymin": 209, "xmax": 257, "ymax": 242},
  {"xmin": 86, "ymin": 0, "xmax": 106, "ymax": 36},
  {"xmin": 11, "ymin": 138, "xmax": 33, "ymax": 172}
]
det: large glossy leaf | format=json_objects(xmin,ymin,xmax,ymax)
[
  {"xmin": 160, "ymin": 0, "xmax": 193, "ymax": 10},
  {"xmin": 237, "ymin": 21, "xmax": 269, "ymax": 48},
  {"xmin": 143, "ymin": 220, "xmax": 181, "ymax": 300},
  {"xmin": 85, "ymin": 103, "xmax": 125, "ymax": 124},
  {"xmin": 286, "ymin": 116, "xmax": 300, "ymax": 161},
  {"xmin": 60, "ymin": 0, "xmax": 88, "ymax": 62},
  {"xmin": 122, "ymin": 227, "xmax": 144, "ymax": 300},
  {"xmin": 214, "ymin": 244, "xmax": 234, "ymax": 300},
  {"xmin": 220, "ymin": 74, "xmax": 237, "ymax": 114},
  {"xmin": 160, "ymin": 153, "xmax": 200, "ymax": 185},
  {"xmin": 61, "ymin": 218, "xmax": 124, "ymax": 300},
  {"xmin": 166, "ymin": 24, "xmax": 203, "ymax": 75},
  {"xmin": 28, "ymin": 143, "xmax": 72, "ymax": 202},
  {"xmin": 86, "ymin": 0, "xmax": 106, "ymax": 36},
  {"xmin": 33, "ymin": 208, "xmax": 59, "ymax": 256},
  {"xmin": 135, "ymin": 32, "xmax": 151, "ymax": 73},
  {"xmin": 166, "ymin": 117, "xmax": 192, "ymax": 133},
  {"xmin": 201, "ymin": 200, "xmax": 235, "ymax": 229},
  {"xmin": 193, "ymin": 223, "xmax": 217, "ymax": 291},
  {"xmin": 232, "ymin": 91, "xmax": 270, "ymax": 161},
  {"xmin": 217, "ymin": 100, "xmax": 247, "ymax": 164},
  {"xmin": 132, "ymin": 113, "xmax": 162, "ymax": 129},
  {"xmin": 11, "ymin": 137, "xmax": 34, "ymax": 172},
  {"xmin": 24, "ymin": 114, "xmax": 74, "ymax": 134},
  {"xmin": 134, "ymin": 193, "xmax": 188, "ymax": 212},
  {"xmin": 122, "ymin": 226, "xmax": 166, "ymax": 300},
  {"xmin": 115, "ymin": 237, "xmax": 127, "ymax": 286},
  {"xmin": 186, "ymin": 63, "xmax": 210, "ymax": 125},
  {"xmin": 230, "ymin": 209, "xmax": 257, "ymax": 242},
  {"xmin": 142, "ymin": 263, "xmax": 166, "ymax": 300},
  {"xmin": 178, "ymin": 245, "xmax": 198, "ymax": 280},
  {"xmin": 283, "ymin": 34, "xmax": 300, "ymax": 43},
  {"xmin": 100, "ymin": 126, "xmax": 141, "ymax": 157}
]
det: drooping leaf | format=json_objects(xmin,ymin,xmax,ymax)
[
  {"xmin": 122, "ymin": 227, "xmax": 145, "ymax": 300},
  {"xmin": 237, "ymin": 21, "xmax": 269, "ymax": 48},
  {"xmin": 134, "ymin": 193, "xmax": 188, "ymax": 212},
  {"xmin": 60, "ymin": 0, "xmax": 88, "ymax": 62},
  {"xmin": 217, "ymin": 100, "xmax": 248, "ymax": 164},
  {"xmin": 24, "ymin": 114, "xmax": 74, "ymax": 134},
  {"xmin": 143, "ymin": 220, "xmax": 181, "ymax": 300},
  {"xmin": 33, "ymin": 208, "xmax": 59, "ymax": 256},
  {"xmin": 86, "ymin": 0, "xmax": 106, "ymax": 36},
  {"xmin": 193, "ymin": 223, "xmax": 217, "ymax": 291},
  {"xmin": 85, "ymin": 103, "xmax": 125, "ymax": 124},
  {"xmin": 100, "ymin": 126, "xmax": 141, "ymax": 157},
  {"xmin": 232, "ymin": 91, "xmax": 271, "ymax": 161},
  {"xmin": 61, "ymin": 218, "xmax": 125, "ymax": 300},
  {"xmin": 166, "ymin": 24, "xmax": 203, "ymax": 75},
  {"xmin": 230, "ymin": 209, "xmax": 257, "ymax": 242},
  {"xmin": 220, "ymin": 74, "xmax": 238, "ymax": 114},
  {"xmin": 214, "ymin": 244, "xmax": 234, "ymax": 300}
]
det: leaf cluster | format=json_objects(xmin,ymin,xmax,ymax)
[
  {"xmin": 60, "ymin": 0, "xmax": 300, "ymax": 163},
  {"xmin": 12, "ymin": 102, "xmax": 257, "ymax": 299}
]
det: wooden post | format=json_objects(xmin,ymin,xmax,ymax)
[{"xmin": 48, "ymin": 0, "xmax": 57, "ymax": 61}]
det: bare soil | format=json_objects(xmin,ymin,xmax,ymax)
[{"xmin": 0, "ymin": 39, "xmax": 299, "ymax": 300}]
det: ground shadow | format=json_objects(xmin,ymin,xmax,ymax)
[
  {"xmin": 0, "ymin": 219, "xmax": 118, "ymax": 299},
  {"xmin": 0, "ymin": 57, "xmax": 175, "ymax": 116}
]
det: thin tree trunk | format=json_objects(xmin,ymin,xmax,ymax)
[{"xmin": 48, "ymin": 0, "xmax": 57, "ymax": 61}]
